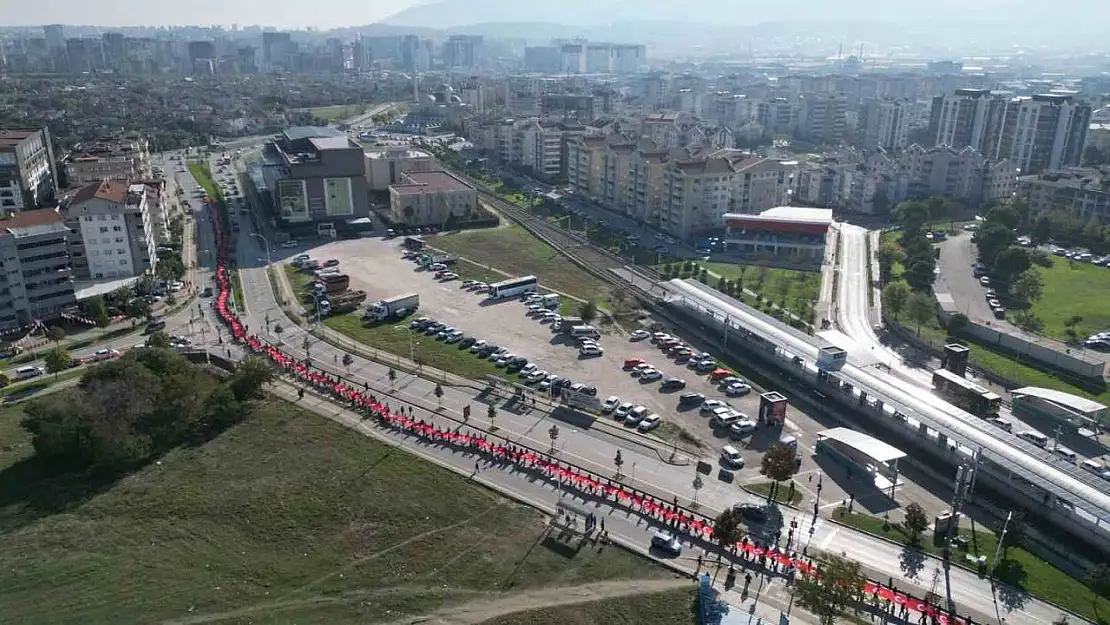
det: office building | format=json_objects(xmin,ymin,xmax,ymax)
[
  {"xmin": 388, "ymin": 171, "xmax": 477, "ymax": 227},
  {"xmin": 443, "ymin": 35, "xmax": 483, "ymax": 69},
  {"xmin": 0, "ymin": 128, "xmax": 59, "ymax": 211},
  {"xmin": 722, "ymin": 206, "xmax": 833, "ymax": 268},
  {"xmin": 364, "ymin": 146, "xmax": 437, "ymax": 191},
  {"xmin": 60, "ymin": 180, "xmax": 158, "ymax": 280},
  {"xmin": 64, "ymin": 135, "xmax": 152, "ymax": 186},
  {"xmin": 860, "ymin": 98, "xmax": 909, "ymax": 151},
  {"xmin": 260, "ymin": 127, "xmax": 369, "ymax": 231},
  {"xmin": 0, "ymin": 208, "xmax": 76, "ymax": 331}
]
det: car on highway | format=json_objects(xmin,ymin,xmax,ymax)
[
  {"xmin": 601, "ymin": 396, "xmax": 621, "ymax": 413},
  {"xmin": 88, "ymin": 348, "xmax": 121, "ymax": 363},
  {"xmin": 650, "ymin": 530, "xmax": 682, "ymax": 555}
]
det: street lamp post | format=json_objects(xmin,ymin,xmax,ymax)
[{"xmin": 252, "ymin": 232, "xmax": 272, "ymax": 266}]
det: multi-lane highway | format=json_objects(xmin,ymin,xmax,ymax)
[{"xmin": 187, "ymin": 150, "xmax": 1095, "ymax": 624}]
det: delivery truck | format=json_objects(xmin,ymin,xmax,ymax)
[
  {"xmin": 311, "ymin": 274, "xmax": 350, "ymax": 295},
  {"xmin": 318, "ymin": 290, "xmax": 368, "ymax": 317},
  {"xmin": 364, "ymin": 292, "xmax": 420, "ymax": 321}
]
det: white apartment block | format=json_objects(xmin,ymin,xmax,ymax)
[
  {"xmin": 798, "ymin": 94, "xmax": 847, "ymax": 144},
  {"xmin": 518, "ymin": 120, "xmax": 564, "ymax": 181},
  {"xmin": 1005, "ymin": 94, "xmax": 1091, "ymax": 175},
  {"xmin": 61, "ymin": 180, "xmax": 158, "ymax": 280},
  {"xmin": 64, "ymin": 135, "xmax": 152, "ymax": 186},
  {"xmin": 860, "ymin": 98, "xmax": 909, "ymax": 151}
]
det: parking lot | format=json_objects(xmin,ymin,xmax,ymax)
[{"xmin": 295, "ymin": 235, "xmax": 954, "ymax": 519}]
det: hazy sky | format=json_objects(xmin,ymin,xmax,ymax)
[{"xmin": 8, "ymin": 0, "xmax": 423, "ymax": 29}]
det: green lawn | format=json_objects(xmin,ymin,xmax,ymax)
[
  {"xmin": 0, "ymin": 400, "xmax": 674, "ymax": 624},
  {"xmin": 476, "ymin": 587, "xmax": 697, "ymax": 625},
  {"xmin": 1029, "ymin": 257, "xmax": 1110, "ymax": 342},
  {"xmin": 324, "ymin": 315, "xmax": 506, "ymax": 380},
  {"xmin": 308, "ymin": 104, "xmax": 365, "ymax": 122},
  {"xmin": 430, "ymin": 226, "xmax": 612, "ymax": 306},
  {"xmin": 699, "ymin": 262, "xmax": 820, "ymax": 308},
  {"xmin": 746, "ymin": 481, "xmax": 803, "ymax": 506},
  {"xmin": 1, "ymin": 368, "xmax": 84, "ymax": 399},
  {"xmin": 832, "ymin": 507, "xmax": 1109, "ymax": 622},
  {"xmin": 187, "ymin": 161, "xmax": 222, "ymax": 202}
]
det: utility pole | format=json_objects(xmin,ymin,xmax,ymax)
[{"xmin": 990, "ymin": 511, "xmax": 1014, "ymax": 581}]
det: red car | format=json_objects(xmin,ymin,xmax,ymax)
[
  {"xmin": 323, "ymin": 259, "xmax": 339, "ymax": 268},
  {"xmin": 623, "ymin": 357, "xmax": 645, "ymax": 369}
]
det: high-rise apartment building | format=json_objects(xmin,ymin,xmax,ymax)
[
  {"xmin": 443, "ymin": 35, "xmax": 483, "ymax": 69},
  {"xmin": 860, "ymin": 98, "xmax": 909, "ymax": 151},
  {"xmin": 798, "ymin": 94, "xmax": 847, "ymax": 144},
  {"xmin": 0, "ymin": 128, "xmax": 58, "ymax": 211},
  {"xmin": 0, "ymin": 208, "xmax": 76, "ymax": 331}
]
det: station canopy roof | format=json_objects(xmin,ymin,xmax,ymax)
[{"xmin": 818, "ymin": 427, "xmax": 907, "ymax": 464}]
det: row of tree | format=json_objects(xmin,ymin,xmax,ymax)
[{"xmin": 21, "ymin": 348, "xmax": 274, "ymax": 471}]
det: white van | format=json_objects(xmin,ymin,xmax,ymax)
[
  {"xmin": 571, "ymin": 325, "xmax": 600, "ymax": 339},
  {"xmin": 1053, "ymin": 446, "xmax": 1077, "ymax": 463},
  {"xmin": 1081, "ymin": 459, "xmax": 1105, "ymax": 474},
  {"xmin": 1017, "ymin": 430, "xmax": 1049, "ymax": 448},
  {"xmin": 15, "ymin": 365, "xmax": 45, "ymax": 380},
  {"xmin": 720, "ymin": 445, "xmax": 745, "ymax": 468}
]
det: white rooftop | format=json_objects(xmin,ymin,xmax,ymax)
[
  {"xmin": 1012, "ymin": 387, "xmax": 1107, "ymax": 416},
  {"xmin": 818, "ymin": 427, "xmax": 907, "ymax": 464},
  {"xmin": 723, "ymin": 206, "xmax": 833, "ymax": 225}
]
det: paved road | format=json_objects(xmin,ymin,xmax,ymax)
[{"xmin": 211, "ymin": 209, "xmax": 1085, "ymax": 623}]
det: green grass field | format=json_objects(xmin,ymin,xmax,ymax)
[
  {"xmin": 832, "ymin": 507, "xmax": 1108, "ymax": 621},
  {"xmin": 430, "ymin": 226, "xmax": 612, "ymax": 305},
  {"xmin": 1029, "ymin": 257, "xmax": 1110, "ymax": 341},
  {"xmin": 476, "ymin": 587, "xmax": 697, "ymax": 625},
  {"xmin": 187, "ymin": 161, "xmax": 222, "ymax": 202},
  {"xmin": 699, "ymin": 262, "xmax": 821, "ymax": 308},
  {"xmin": 308, "ymin": 104, "xmax": 365, "ymax": 122},
  {"xmin": 745, "ymin": 481, "xmax": 803, "ymax": 506},
  {"xmin": 324, "ymin": 315, "xmax": 507, "ymax": 380},
  {"xmin": 0, "ymin": 400, "xmax": 676, "ymax": 624}
]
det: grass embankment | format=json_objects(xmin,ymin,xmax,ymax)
[
  {"xmin": 832, "ymin": 507, "xmax": 1109, "ymax": 622},
  {"xmin": 745, "ymin": 481, "xmax": 803, "ymax": 506},
  {"xmin": 0, "ymin": 400, "xmax": 676, "ymax": 624},
  {"xmin": 1, "ymin": 369, "xmax": 84, "ymax": 400},
  {"xmin": 1029, "ymin": 257, "xmax": 1110, "ymax": 341},
  {"xmin": 430, "ymin": 226, "xmax": 613, "ymax": 306},
  {"xmin": 476, "ymin": 587, "xmax": 697, "ymax": 625},
  {"xmin": 324, "ymin": 316, "xmax": 505, "ymax": 380}
]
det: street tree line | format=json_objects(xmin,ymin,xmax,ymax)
[{"xmin": 20, "ymin": 348, "xmax": 274, "ymax": 471}]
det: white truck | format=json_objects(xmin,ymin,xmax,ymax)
[{"xmin": 364, "ymin": 292, "xmax": 420, "ymax": 322}]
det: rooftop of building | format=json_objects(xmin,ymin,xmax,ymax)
[
  {"xmin": 282, "ymin": 125, "xmax": 346, "ymax": 142},
  {"xmin": 62, "ymin": 180, "xmax": 147, "ymax": 209},
  {"xmin": 308, "ymin": 136, "xmax": 357, "ymax": 151},
  {"xmin": 365, "ymin": 147, "xmax": 432, "ymax": 160},
  {"xmin": 1012, "ymin": 386, "xmax": 1107, "ymax": 417},
  {"xmin": 724, "ymin": 206, "xmax": 834, "ymax": 225},
  {"xmin": 391, "ymin": 171, "xmax": 473, "ymax": 195},
  {"xmin": 0, "ymin": 129, "xmax": 40, "ymax": 149},
  {"xmin": 1019, "ymin": 167, "xmax": 1110, "ymax": 189},
  {"xmin": 67, "ymin": 138, "xmax": 147, "ymax": 160},
  {"xmin": 0, "ymin": 207, "xmax": 65, "ymax": 238}
]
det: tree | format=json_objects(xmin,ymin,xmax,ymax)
[
  {"xmin": 712, "ymin": 508, "xmax": 744, "ymax": 554},
  {"xmin": 894, "ymin": 200, "xmax": 930, "ymax": 237},
  {"xmin": 882, "ymin": 281, "xmax": 911, "ymax": 320},
  {"xmin": 342, "ymin": 353, "xmax": 354, "ymax": 374},
  {"xmin": 992, "ymin": 247, "xmax": 1031, "ymax": 289},
  {"xmin": 1031, "ymin": 213, "xmax": 1054, "ymax": 245},
  {"xmin": 45, "ymin": 326, "xmax": 65, "ymax": 346},
  {"xmin": 1012, "ymin": 269, "xmax": 1044, "ymax": 303},
  {"xmin": 548, "ymin": 424, "xmax": 560, "ymax": 451},
  {"xmin": 302, "ymin": 335, "xmax": 311, "ymax": 363},
  {"xmin": 760, "ymin": 444, "xmax": 798, "ymax": 503},
  {"xmin": 387, "ymin": 367, "xmax": 397, "ymax": 389},
  {"xmin": 793, "ymin": 554, "xmax": 866, "ymax": 625},
  {"xmin": 995, "ymin": 511, "xmax": 1027, "ymax": 556},
  {"xmin": 578, "ymin": 299, "xmax": 598, "ymax": 324},
  {"xmin": 44, "ymin": 346, "xmax": 71, "ymax": 379},
  {"xmin": 904, "ymin": 292, "xmax": 936, "ymax": 336},
  {"xmin": 274, "ymin": 324, "xmax": 284, "ymax": 340},
  {"xmin": 692, "ymin": 474, "xmax": 704, "ymax": 507},
  {"xmin": 926, "ymin": 197, "xmax": 949, "ymax": 230},
  {"xmin": 903, "ymin": 502, "xmax": 929, "ymax": 543},
  {"xmin": 434, "ymin": 383, "xmax": 444, "ymax": 407},
  {"xmin": 876, "ymin": 241, "xmax": 906, "ymax": 282},
  {"xmin": 1089, "ymin": 563, "xmax": 1110, "ymax": 600},
  {"xmin": 487, "ymin": 402, "xmax": 497, "ymax": 428},
  {"xmin": 1064, "ymin": 315, "xmax": 1084, "ymax": 344},
  {"xmin": 127, "ymin": 297, "xmax": 152, "ymax": 321},
  {"xmin": 976, "ymin": 223, "xmax": 1014, "ymax": 268},
  {"xmin": 90, "ymin": 296, "xmax": 111, "ymax": 328},
  {"xmin": 146, "ymin": 330, "xmax": 172, "ymax": 349},
  {"xmin": 985, "ymin": 204, "xmax": 1020, "ymax": 231},
  {"xmin": 1082, "ymin": 215, "xmax": 1104, "ymax": 249},
  {"xmin": 228, "ymin": 357, "xmax": 275, "ymax": 401}
]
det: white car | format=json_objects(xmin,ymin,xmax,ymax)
[
  {"xmin": 444, "ymin": 331, "xmax": 464, "ymax": 343},
  {"xmin": 729, "ymin": 420, "xmax": 758, "ymax": 438},
  {"xmin": 624, "ymin": 406, "xmax": 648, "ymax": 426},
  {"xmin": 638, "ymin": 414, "xmax": 662, "ymax": 432},
  {"xmin": 601, "ymin": 396, "xmax": 621, "ymax": 413},
  {"xmin": 700, "ymin": 399, "xmax": 727, "ymax": 415},
  {"xmin": 640, "ymin": 369, "xmax": 663, "ymax": 382},
  {"xmin": 520, "ymin": 363, "xmax": 538, "ymax": 375},
  {"xmin": 614, "ymin": 402, "xmax": 635, "ymax": 419},
  {"xmin": 726, "ymin": 382, "xmax": 752, "ymax": 396},
  {"xmin": 469, "ymin": 340, "xmax": 488, "ymax": 352},
  {"xmin": 629, "ymin": 330, "xmax": 650, "ymax": 341},
  {"xmin": 631, "ymin": 363, "xmax": 654, "ymax": 376},
  {"xmin": 90, "ymin": 348, "xmax": 120, "ymax": 362},
  {"xmin": 527, "ymin": 369, "xmax": 548, "ymax": 383},
  {"xmin": 651, "ymin": 332, "xmax": 671, "ymax": 343},
  {"xmin": 440, "ymin": 272, "xmax": 459, "ymax": 281},
  {"xmin": 580, "ymin": 345, "xmax": 603, "ymax": 357}
]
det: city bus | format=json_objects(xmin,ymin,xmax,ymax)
[
  {"xmin": 487, "ymin": 275, "xmax": 539, "ymax": 300},
  {"xmin": 932, "ymin": 368, "xmax": 1002, "ymax": 417}
]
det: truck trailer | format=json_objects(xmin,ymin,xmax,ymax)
[
  {"xmin": 365, "ymin": 292, "xmax": 420, "ymax": 321},
  {"xmin": 311, "ymin": 274, "xmax": 350, "ymax": 295}
]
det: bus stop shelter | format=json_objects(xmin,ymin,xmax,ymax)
[{"xmin": 816, "ymin": 427, "xmax": 907, "ymax": 491}]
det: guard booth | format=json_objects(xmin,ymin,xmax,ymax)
[
  {"xmin": 758, "ymin": 391, "xmax": 788, "ymax": 426},
  {"xmin": 817, "ymin": 344, "xmax": 848, "ymax": 371},
  {"xmin": 942, "ymin": 343, "xmax": 970, "ymax": 377}
]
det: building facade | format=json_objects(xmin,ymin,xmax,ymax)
[
  {"xmin": 262, "ymin": 127, "xmax": 370, "ymax": 229},
  {"xmin": 64, "ymin": 135, "xmax": 152, "ymax": 186},
  {"xmin": 388, "ymin": 171, "xmax": 478, "ymax": 227},
  {"xmin": 0, "ymin": 208, "xmax": 76, "ymax": 331},
  {"xmin": 860, "ymin": 98, "xmax": 909, "ymax": 151},
  {"xmin": 0, "ymin": 128, "xmax": 58, "ymax": 211},
  {"xmin": 1016, "ymin": 167, "xmax": 1110, "ymax": 221},
  {"xmin": 364, "ymin": 146, "xmax": 437, "ymax": 191},
  {"xmin": 60, "ymin": 180, "xmax": 158, "ymax": 280},
  {"xmin": 722, "ymin": 206, "xmax": 833, "ymax": 268}
]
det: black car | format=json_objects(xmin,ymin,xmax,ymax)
[
  {"xmin": 735, "ymin": 504, "xmax": 768, "ymax": 524},
  {"xmin": 201, "ymin": 286, "xmax": 213, "ymax": 297},
  {"xmin": 679, "ymin": 392, "xmax": 705, "ymax": 405},
  {"xmin": 458, "ymin": 337, "xmax": 476, "ymax": 349},
  {"xmin": 424, "ymin": 324, "xmax": 443, "ymax": 335},
  {"xmin": 661, "ymin": 378, "xmax": 687, "ymax": 390},
  {"xmin": 476, "ymin": 346, "xmax": 497, "ymax": 357}
]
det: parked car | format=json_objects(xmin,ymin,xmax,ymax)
[
  {"xmin": 601, "ymin": 396, "xmax": 621, "ymax": 413},
  {"xmin": 679, "ymin": 392, "xmax": 705, "ymax": 405},
  {"xmin": 661, "ymin": 378, "xmax": 687, "ymax": 390},
  {"xmin": 638, "ymin": 414, "xmax": 662, "ymax": 432}
]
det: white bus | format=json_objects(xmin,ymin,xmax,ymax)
[{"xmin": 487, "ymin": 275, "xmax": 539, "ymax": 300}]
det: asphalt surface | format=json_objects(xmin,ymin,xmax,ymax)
[{"xmin": 196, "ymin": 150, "xmax": 1086, "ymax": 624}]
